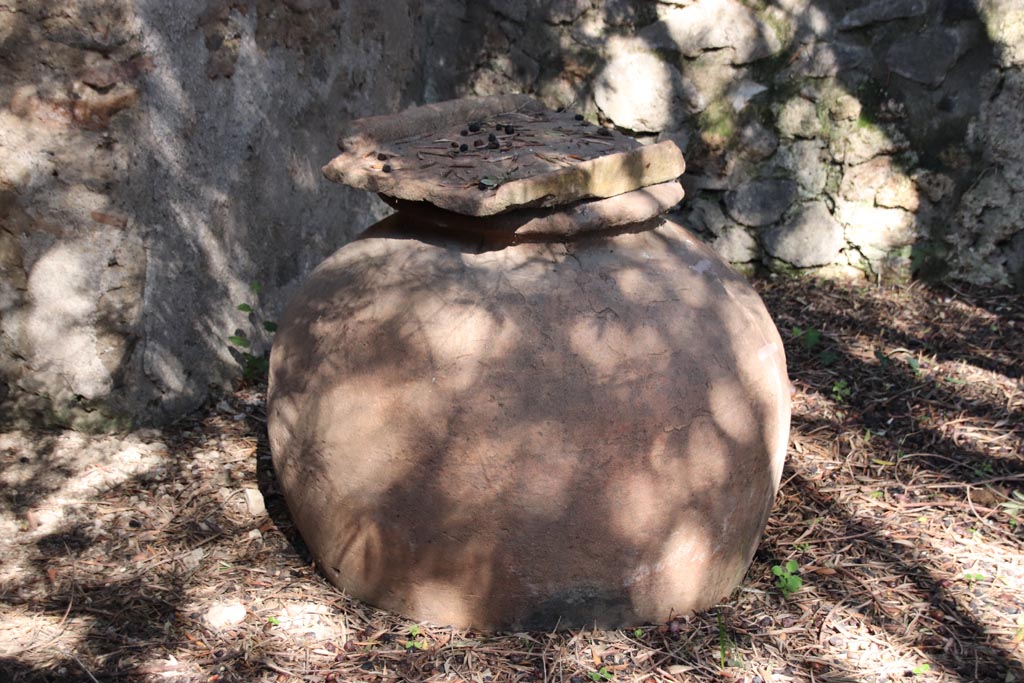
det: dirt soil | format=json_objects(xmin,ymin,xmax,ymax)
[{"xmin": 1, "ymin": 276, "xmax": 1022, "ymax": 683}]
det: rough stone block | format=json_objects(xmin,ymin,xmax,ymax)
[
  {"xmin": 841, "ymin": 156, "xmax": 920, "ymax": 211},
  {"xmin": 838, "ymin": 0, "xmax": 927, "ymax": 30},
  {"xmin": 712, "ymin": 225, "xmax": 759, "ymax": 263},
  {"xmin": 979, "ymin": 2, "xmax": 1024, "ymax": 66},
  {"xmin": 773, "ymin": 140, "xmax": 829, "ymax": 196},
  {"xmin": 782, "ymin": 41, "xmax": 868, "ymax": 79},
  {"xmin": 886, "ymin": 27, "xmax": 964, "ymax": 86},
  {"xmin": 735, "ymin": 122, "xmax": 778, "ymax": 161},
  {"xmin": 762, "ymin": 200, "xmax": 844, "ymax": 267},
  {"xmin": 777, "ymin": 97, "xmax": 821, "ymax": 139},
  {"xmin": 836, "ymin": 200, "xmax": 917, "ymax": 251},
  {"xmin": 595, "ymin": 42, "xmax": 704, "ymax": 132},
  {"xmin": 725, "ymin": 178, "xmax": 799, "ymax": 227},
  {"xmin": 831, "ymin": 122, "xmax": 908, "ymax": 165},
  {"xmin": 641, "ymin": 0, "xmax": 782, "ymax": 64}
]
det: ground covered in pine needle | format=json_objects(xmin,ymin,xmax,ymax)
[{"xmin": 1, "ymin": 277, "xmax": 1022, "ymax": 683}]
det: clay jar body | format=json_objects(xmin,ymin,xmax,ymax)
[{"xmin": 268, "ymin": 213, "xmax": 790, "ymax": 631}]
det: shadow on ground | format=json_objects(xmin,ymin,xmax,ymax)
[{"xmin": 0, "ymin": 275, "xmax": 1020, "ymax": 683}]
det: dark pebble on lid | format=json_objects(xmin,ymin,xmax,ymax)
[
  {"xmin": 381, "ymin": 163, "xmax": 392, "ymax": 172},
  {"xmin": 468, "ymin": 122, "xmax": 481, "ymax": 132},
  {"xmin": 459, "ymin": 143, "xmax": 468, "ymax": 152},
  {"xmin": 504, "ymin": 125, "xmax": 514, "ymax": 134},
  {"xmin": 451, "ymin": 141, "xmax": 458, "ymax": 147},
  {"xmin": 488, "ymin": 132, "xmax": 497, "ymax": 142},
  {"xmin": 460, "ymin": 129, "xmax": 469, "ymax": 136},
  {"xmin": 474, "ymin": 139, "xmax": 485, "ymax": 147},
  {"xmin": 376, "ymin": 152, "xmax": 387, "ymax": 161},
  {"xmin": 574, "ymin": 113, "xmax": 584, "ymax": 120},
  {"xmin": 598, "ymin": 128, "xmax": 612, "ymax": 136},
  {"xmin": 487, "ymin": 140, "xmax": 499, "ymax": 149}
]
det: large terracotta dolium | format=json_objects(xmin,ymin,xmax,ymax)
[{"xmin": 268, "ymin": 96, "xmax": 790, "ymax": 631}]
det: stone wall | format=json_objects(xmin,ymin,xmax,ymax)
[
  {"xmin": 460, "ymin": 0, "xmax": 1024, "ymax": 289},
  {"xmin": 0, "ymin": 0, "xmax": 476, "ymax": 428},
  {"xmin": 1, "ymin": 0, "xmax": 1021, "ymax": 429}
]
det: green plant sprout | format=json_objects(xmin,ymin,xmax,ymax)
[
  {"xmin": 1002, "ymin": 491, "xmax": 1024, "ymax": 528},
  {"xmin": 818, "ymin": 349, "xmax": 838, "ymax": 366},
  {"xmin": 229, "ymin": 281, "xmax": 277, "ymax": 381},
  {"xmin": 792, "ymin": 326, "xmax": 822, "ymax": 349},
  {"xmin": 831, "ymin": 379, "xmax": 852, "ymax": 402},
  {"xmin": 266, "ymin": 615, "xmax": 280, "ymax": 626},
  {"xmin": 714, "ymin": 611, "xmax": 744, "ymax": 668},
  {"xmin": 588, "ymin": 666, "xmax": 614, "ymax": 681},
  {"xmin": 963, "ymin": 571, "xmax": 985, "ymax": 583},
  {"xmin": 973, "ymin": 461, "xmax": 995, "ymax": 478},
  {"xmin": 404, "ymin": 624, "xmax": 428, "ymax": 650},
  {"xmin": 911, "ymin": 663, "xmax": 931, "ymax": 675},
  {"xmin": 633, "ymin": 628, "xmax": 644, "ymax": 639},
  {"xmin": 772, "ymin": 559, "xmax": 803, "ymax": 597}
]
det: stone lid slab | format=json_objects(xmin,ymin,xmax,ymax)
[
  {"xmin": 323, "ymin": 95, "xmax": 686, "ymax": 217},
  {"xmin": 378, "ymin": 181, "xmax": 684, "ymax": 240}
]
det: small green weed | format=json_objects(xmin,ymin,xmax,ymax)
[
  {"xmin": 831, "ymin": 379, "xmax": 852, "ymax": 402},
  {"xmin": 963, "ymin": 571, "xmax": 985, "ymax": 583},
  {"xmin": 404, "ymin": 624, "xmax": 428, "ymax": 650},
  {"xmin": 792, "ymin": 326, "xmax": 822, "ymax": 349},
  {"xmin": 266, "ymin": 615, "xmax": 280, "ymax": 626},
  {"xmin": 911, "ymin": 663, "xmax": 932, "ymax": 675},
  {"xmin": 973, "ymin": 461, "xmax": 995, "ymax": 478},
  {"xmin": 708, "ymin": 611, "xmax": 745, "ymax": 669},
  {"xmin": 633, "ymin": 628, "xmax": 644, "ymax": 639},
  {"xmin": 818, "ymin": 349, "xmax": 839, "ymax": 366},
  {"xmin": 907, "ymin": 356, "xmax": 921, "ymax": 377},
  {"xmin": 793, "ymin": 327, "xmax": 838, "ymax": 366},
  {"xmin": 716, "ymin": 611, "xmax": 742, "ymax": 669},
  {"xmin": 229, "ymin": 281, "xmax": 277, "ymax": 382},
  {"xmin": 1001, "ymin": 491, "xmax": 1024, "ymax": 527},
  {"xmin": 772, "ymin": 559, "xmax": 803, "ymax": 597},
  {"xmin": 588, "ymin": 666, "xmax": 614, "ymax": 681}
]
